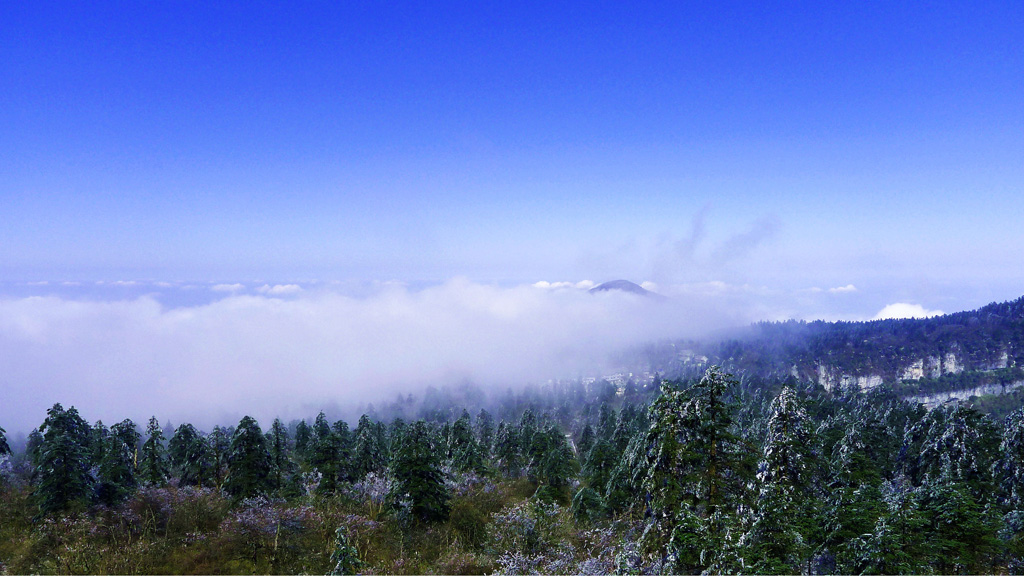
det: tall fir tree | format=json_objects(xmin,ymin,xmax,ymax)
[
  {"xmin": 96, "ymin": 419, "xmax": 140, "ymax": 505},
  {"xmin": 493, "ymin": 421, "xmax": 522, "ymax": 478},
  {"xmin": 33, "ymin": 404, "xmax": 94, "ymax": 515},
  {"xmin": 535, "ymin": 423, "xmax": 579, "ymax": 502},
  {"xmin": 742, "ymin": 386, "xmax": 818, "ymax": 574},
  {"xmin": 855, "ymin": 481, "xmax": 930, "ymax": 574},
  {"xmin": 0, "ymin": 424, "xmax": 10, "ymax": 456},
  {"xmin": 475, "ymin": 408, "xmax": 495, "ymax": 456},
  {"xmin": 388, "ymin": 420, "xmax": 450, "ymax": 522},
  {"xmin": 448, "ymin": 410, "xmax": 485, "ymax": 474},
  {"xmin": 168, "ymin": 423, "xmax": 215, "ymax": 487},
  {"xmin": 294, "ymin": 419, "xmax": 312, "ymax": 461},
  {"xmin": 266, "ymin": 418, "xmax": 295, "ymax": 495},
  {"xmin": 351, "ymin": 414, "xmax": 383, "ymax": 480},
  {"xmin": 225, "ymin": 416, "xmax": 272, "ymax": 499},
  {"xmin": 998, "ymin": 407, "xmax": 1024, "ymax": 509},
  {"xmin": 625, "ymin": 366, "xmax": 754, "ymax": 572},
  {"xmin": 89, "ymin": 421, "xmax": 110, "ymax": 466},
  {"xmin": 333, "ymin": 419, "xmax": 354, "ymax": 483},
  {"xmin": 208, "ymin": 425, "xmax": 233, "ymax": 489},
  {"xmin": 576, "ymin": 423, "xmax": 596, "ymax": 466},
  {"xmin": 309, "ymin": 412, "xmax": 341, "ymax": 494},
  {"xmin": 139, "ymin": 416, "xmax": 170, "ymax": 487}
]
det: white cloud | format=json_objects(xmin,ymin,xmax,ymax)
[
  {"xmin": 0, "ymin": 279, "xmax": 753, "ymax": 433},
  {"xmin": 873, "ymin": 302, "xmax": 944, "ymax": 320},
  {"xmin": 212, "ymin": 283, "xmax": 246, "ymax": 293},
  {"xmin": 640, "ymin": 281, "xmax": 659, "ymax": 292},
  {"xmin": 829, "ymin": 284, "xmax": 858, "ymax": 294},
  {"xmin": 532, "ymin": 280, "xmax": 588, "ymax": 290},
  {"xmin": 257, "ymin": 284, "xmax": 303, "ymax": 295}
]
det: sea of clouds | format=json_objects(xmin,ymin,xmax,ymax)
[
  {"xmin": 0, "ymin": 278, "xmax": 755, "ymax": 434},
  {"xmin": 0, "ymin": 277, "xmax": 949, "ymax": 435}
]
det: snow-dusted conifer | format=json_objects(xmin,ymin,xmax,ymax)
[
  {"xmin": 225, "ymin": 415, "xmax": 272, "ymax": 499},
  {"xmin": 742, "ymin": 386, "xmax": 817, "ymax": 573},
  {"xmin": 139, "ymin": 416, "xmax": 170, "ymax": 487},
  {"xmin": 169, "ymin": 423, "xmax": 214, "ymax": 487},
  {"xmin": 34, "ymin": 403, "xmax": 93, "ymax": 515}
]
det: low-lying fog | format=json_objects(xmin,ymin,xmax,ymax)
[{"xmin": 0, "ymin": 279, "xmax": 760, "ymax": 435}]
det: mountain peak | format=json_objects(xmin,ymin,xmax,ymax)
[{"xmin": 588, "ymin": 280, "xmax": 664, "ymax": 299}]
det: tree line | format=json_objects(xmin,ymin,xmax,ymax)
[{"xmin": 3, "ymin": 366, "xmax": 1024, "ymax": 573}]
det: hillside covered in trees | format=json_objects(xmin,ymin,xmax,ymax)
[
  {"xmin": 627, "ymin": 295, "xmax": 1024, "ymax": 415},
  {"xmin": 3, "ymin": 363, "xmax": 1024, "ymax": 574}
]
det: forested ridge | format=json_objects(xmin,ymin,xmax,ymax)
[
  {"xmin": 3, "ymin": 365, "xmax": 1024, "ymax": 574},
  {"xmin": 633, "ymin": 295, "xmax": 1024, "ymax": 402}
]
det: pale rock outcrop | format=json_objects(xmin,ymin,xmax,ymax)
[
  {"xmin": 943, "ymin": 352, "xmax": 963, "ymax": 375},
  {"xmin": 901, "ymin": 360, "xmax": 925, "ymax": 381},
  {"xmin": 907, "ymin": 380, "xmax": 1024, "ymax": 410},
  {"xmin": 817, "ymin": 364, "xmax": 883, "ymax": 391}
]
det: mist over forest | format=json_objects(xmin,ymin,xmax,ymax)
[{"xmin": 0, "ymin": 279, "xmax": 758, "ymax": 435}]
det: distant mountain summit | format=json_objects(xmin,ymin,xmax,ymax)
[{"xmin": 589, "ymin": 280, "xmax": 665, "ymax": 299}]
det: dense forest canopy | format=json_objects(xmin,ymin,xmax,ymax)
[{"xmin": 3, "ymin": 364, "xmax": 1024, "ymax": 574}]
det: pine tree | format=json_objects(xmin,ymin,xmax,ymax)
[
  {"xmin": 742, "ymin": 386, "xmax": 817, "ymax": 573},
  {"xmin": 310, "ymin": 412, "xmax": 341, "ymax": 494},
  {"xmin": 917, "ymin": 405, "xmax": 1000, "ymax": 502},
  {"xmin": 388, "ymin": 417, "xmax": 407, "ymax": 464},
  {"xmin": 448, "ymin": 410, "xmax": 485, "ymax": 474},
  {"xmin": 294, "ymin": 419, "xmax": 312, "ymax": 461},
  {"xmin": 388, "ymin": 420, "xmax": 449, "ymax": 522},
  {"xmin": 26, "ymin": 429, "xmax": 43, "ymax": 466},
  {"xmin": 918, "ymin": 475, "xmax": 1000, "ymax": 573},
  {"xmin": 0, "ymin": 424, "xmax": 10, "ymax": 456},
  {"xmin": 266, "ymin": 418, "xmax": 296, "ymax": 495},
  {"xmin": 596, "ymin": 403, "xmax": 616, "ymax": 441},
  {"xmin": 224, "ymin": 416, "xmax": 272, "ymax": 499},
  {"xmin": 535, "ymin": 423, "xmax": 578, "ymax": 502},
  {"xmin": 139, "ymin": 416, "xmax": 170, "ymax": 487},
  {"xmin": 351, "ymin": 414, "xmax": 383, "ymax": 480},
  {"xmin": 518, "ymin": 409, "xmax": 538, "ymax": 460},
  {"xmin": 582, "ymin": 437, "xmax": 617, "ymax": 496},
  {"xmin": 576, "ymin": 423, "xmax": 596, "ymax": 465},
  {"xmin": 822, "ymin": 483, "xmax": 886, "ymax": 573},
  {"xmin": 493, "ymin": 421, "xmax": 522, "ymax": 478},
  {"xmin": 998, "ymin": 407, "xmax": 1024, "ymax": 509},
  {"xmin": 626, "ymin": 366, "xmax": 754, "ymax": 571},
  {"xmin": 33, "ymin": 403, "xmax": 94, "ymax": 515},
  {"xmin": 333, "ymin": 419, "xmax": 354, "ymax": 483},
  {"xmin": 856, "ymin": 481, "xmax": 930, "ymax": 574},
  {"xmin": 475, "ymin": 408, "xmax": 495, "ymax": 456},
  {"xmin": 208, "ymin": 425, "xmax": 233, "ymax": 489},
  {"xmin": 90, "ymin": 421, "xmax": 110, "ymax": 465},
  {"xmin": 168, "ymin": 423, "xmax": 215, "ymax": 487},
  {"xmin": 611, "ymin": 404, "xmax": 640, "ymax": 451},
  {"xmin": 96, "ymin": 419, "xmax": 140, "ymax": 505}
]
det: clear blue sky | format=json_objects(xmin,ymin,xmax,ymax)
[{"xmin": 3, "ymin": 2, "xmax": 1024, "ymax": 312}]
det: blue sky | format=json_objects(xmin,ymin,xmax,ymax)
[
  {"xmin": 2, "ymin": 2, "xmax": 1024, "ymax": 430},
  {"xmin": 4, "ymin": 2, "xmax": 1024, "ymax": 308}
]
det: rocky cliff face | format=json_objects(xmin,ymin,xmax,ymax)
[
  {"xmin": 899, "ymin": 350, "xmax": 971, "ymax": 381},
  {"xmin": 816, "ymin": 364, "xmax": 883, "ymax": 392},
  {"xmin": 816, "ymin": 349, "xmax": 990, "ymax": 393},
  {"xmin": 907, "ymin": 380, "xmax": 1024, "ymax": 409}
]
